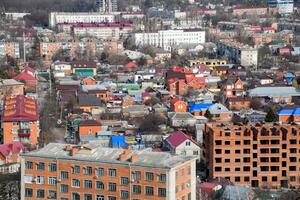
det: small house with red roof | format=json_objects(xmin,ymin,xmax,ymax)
[
  {"xmin": 170, "ymin": 98, "xmax": 188, "ymax": 112},
  {"xmin": 124, "ymin": 61, "xmax": 138, "ymax": 71},
  {"xmin": 164, "ymin": 130, "xmax": 201, "ymax": 159},
  {"xmin": 1, "ymin": 95, "xmax": 39, "ymax": 148},
  {"xmin": 0, "ymin": 141, "xmax": 25, "ymax": 173},
  {"xmin": 22, "ymin": 66, "xmax": 36, "ymax": 77},
  {"xmin": 13, "ymin": 71, "xmax": 37, "ymax": 92}
]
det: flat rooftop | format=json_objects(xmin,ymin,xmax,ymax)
[{"xmin": 22, "ymin": 143, "xmax": 196, "ymax": 169}]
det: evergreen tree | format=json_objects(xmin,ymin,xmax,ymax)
[
  {"xmin": 265, "ymin": 109, "xmax": 278, "ymax": 122},
  {"xmin": 204, "ymin": 109, "xmax": 213, "ymax": 120}
]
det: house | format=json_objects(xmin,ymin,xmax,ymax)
[
  {"xmin": 78, "ymin": 120, "xmax": 102, "ymax": 137},
  {"xmin": 248, "ymin": 86, "xmax": 300, "ymax": 104},
  {"xmin": 52, "ymin": 61, "xmax": 72, "ymax": 74},
  {"xmin": 1, "ymin": 95, "xmax": 39, "ymax": 148},
  {"xmin": 189, "ymin": 103, "xmax": 213, "ymax": 116},
  {"xmin": 278, "ymin": 107, "xmax": 300, "ymax": 123},
  {"xmin": 0, "ymin": 141, "xmax": 25, "ymax": 174},
  {"xmin": 13, "ymin": 71, "xmax": 37, "ymax": 92},
  {"xmin": 80, "ymin": 85, "xmax": 109, "ymax": 102},
  {"xmin": 122, "ymin": 105, "xmax": 149, "ymax": 118},
  {"xmin": 164, "ymin": 130, "xmax": 201, "ymax": 159},
  {"xmin": 123, "ymin": 61, "xmax": 138, "ymax": 71},
  {"xmin": 212, "ymin": 66, "xmax": 228, "ymax": 76},
  {"xmin": 81, "ymin": 77, "xmax": 96, "ymax": 85},
  {"xmin": 78, "ymin": 94, "xmax": 105, "ymax": 113},
  {"xmin": 0, "ymin": 79, "xmax": 24, "ymax": 103},
  {"xmin": 22, "ymin": 66, "xmax": 36, "ymax": 77},
  {"xmin": 208, "ymin": 103, "xmax": 233, "ymax": 121},
  {"xmin": 222, "ymin": 77, "xmax": 244, "ymax": 98},
  {"xmin": 168, "ymin": 112, "xmax": 197, "ymax": 127},
  {"xmin": 71, "ymin": 61, "xmax": 97, "ymax": 77},
  {"xmin": 122, "ymin": 95, "xmax": 136, "ymax": 107},
  {"xmin": 153, "ymin": 103, "xmax": 168, "ymax": 116},
  {"xmin": 259, "ymin": 74, "xmax": 274, "ymax": 85},
  {"xmin": 170, "ymin": 98, "xmax": 188, "ymax": 112},
  {"xmin": 226, "ymin": 97, "xmax": 251, "ymax": 111},
  {"xmin": 188, "ymin": 89, "xmax": 215, "ymax": 104}
]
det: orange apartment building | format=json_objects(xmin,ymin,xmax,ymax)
[
  {"xmin": 204, "ymin": 122, "xmax": 300, "ymax": 189},
  {"xmin": 1, "ymin": 95, "xmax": 39, "ymax": 148},
  {"xmin": 21, "ymin": 143, "xmax": 197, "ymax": 200}
]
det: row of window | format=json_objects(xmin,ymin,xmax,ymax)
[{"xmin": 25, "ymin": 162, "xmax": 166, "ymax": 182}]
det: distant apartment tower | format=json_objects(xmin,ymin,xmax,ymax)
[
  {"xmin": 268, "ymin": 0, "xmax": 294, "ymax": 15},
  {"xmin": 134, "ymin": 29, "xmax": 206, "ymax": 51},
  {"xmin": 96, "ymin": 0, "xmax": 118, "ymax": 13},
  {"xmin": 204, "ymin": 122, "xmax": 300, "ymax": 189},
  {"xmin": 21, "ymin": 143, "xmax": 197, "ymax": 200}
]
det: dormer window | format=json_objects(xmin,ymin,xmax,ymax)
[{"xmin": 186, "ymin": 141, "xmax": 191, "ymax": 146}]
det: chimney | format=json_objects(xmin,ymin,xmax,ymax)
[
  {"xmin": 118, "ymin": 149, "xmax": 131, "ymax": 161},
  {"xmin": 130, "ymin": 154, "xmax": 137, "ymax": 162},
  {"xmin": 70, "ymin": 147, "xmax": 78, "ymax": 156}
]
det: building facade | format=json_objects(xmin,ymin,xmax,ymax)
[
  {"xmin": 0, "ymin": 41, "xmax": 20, "ymax": 59},
  {"xmin": 134, "ymin": 29, "xmax": 205, "ymax": 51},
  {"xmin": 204, "ymin": 122, "xmax": 300, "ymax": 189},
  {"xmin": 96, "ymin": 0, "xmax": 118, "ymax": 13},
  {"xmin": 268, "ymin": 0, "xmax": 294, "ymax": 15},
  {"xmin": 21, "ymin": 143, "xmax": 197, "ymax": 200}
]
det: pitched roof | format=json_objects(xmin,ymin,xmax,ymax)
[
  {"xmin": 13, "ymin": 72, "xmax": 37, "ymax": 81},
  {"xmin": 23, "ymin": 66, "xmax": 35, "ymax": 73},
  {"xmin": 78, "ymin": 94, "xmax": 104, "ymax": 107},
  {"xmin": 189, "ymin": 103, "xmax": 213, "ymax": 112},
  {"xmin": 79, "ymin": 119, "xmax": 101, "ymax": 126},
  {"xmin": 278, "ymin": 107, "xmax": 300, "ymax": 116},
  {"xmin": 124, "ymin": 62, "xmax": 138, "ymax": 69},
  {"xmin": 166, "ymin": 130, "xmax": 198, "ymax": 148},
  {"xmin": 2, "ymin": 95, "xmax": 38, "ymax": 122},
  {"xmin": 0, "ymin": 141, "xmax": 24, "ymax": 157}
]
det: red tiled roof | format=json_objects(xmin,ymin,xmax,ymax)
[
  {"xmin": 23, "ymin": 66, "xmax": 35, "ymax": 73},
  {"xmin": 170, "ymin": 97, "xmax": 185, "ymax": 105},
  {"xmin": 0, "ymin": 141, "xmax": 24, "ymax": 157},
  {"xmin": 13, "ymin": 72, "xmax": 37, "ymax": 81},
  {"xmin": 166, "ymin": 130, "xmax": 198, "ymax": 148},
  {"xmin": 2, "ymin": 95, "xmax": 38, "ymax": 122},
  {"xmin": 124, "ymin": 62, "xmax": 138, "ymax": 68}
]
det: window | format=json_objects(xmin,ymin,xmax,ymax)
[
  {"xmin": 72, "ymin": 179, "xmax": 80, "ymax": 188},
  {"xmin": 61, "ymin": 184, "xmax": 68, "ymax": 193},
  {"xmin": 225, "ymin": 159, "xmax": 230, "ymax": 163},
  {"xmin": 48, "ymin": 163, "xmax": 57, "ymax": 172},
  {"xmin": 36, "ymin": 176, "xmax": 44, "ymax": 184},
  {"xmin": 120, "ymin": 190, "xmax": 129, "ymax": 199},
  {"xmin": 108, "ymin": 197, "xmax": 116, "ymax": 200},
  {"xmin": 96, "ymin": 168, "xmax": 104, "ymax": 176},
  {"xmin": 121, "ymin": 177, "xmax": 129, "ymax": 185},
  {"xmin": 49, "ymin": 190, "xmax": 57, "ymax": 199},
  {"xmin": 72, "ymin": 165, "xmax": 80, "ymax": 174},
  {"xmin": 84, "ymin": 180, "xmax": 92, "ymax": 189},
  {"xmin": 215, "ymin": 167, "xmax": 222, "ymax": 171},
  {"xmin": 72, "ymin": 193, "xmax": 80, "ymax": 200},
  {"xmin": 235, "ymin": 177, "xmax": 240, "ymax": 182},
  {"xmin": 186, "ymin": 141, "xmax": 191, "ymax": 146},
  {"xmin": 225, "ymin": 168, "xmax": 230, "ymax": 172},
  {"xmin": 272, "ymin": 176, "xmax": 277, "ymax": 182},
  {"xmin": 36, "ymin": 162, "xmax": 45, "ymax": 171},
  {"xmin": 84, "ymin": 166, "xmax": 93, "ymax": 175},
  {"xmin": 61, "ymin": 171, "xmax": 69, "ymax": 179},
  {"xmin": 176, "ymin": 172, "xmax": 178, "ymax": 179},
  {"xmin": 96, "ymin": 181, "xmax": 104, "ymax": 190},
  {"xmin": 181, "ymin": 183, "xmax": 185, "ymax": 190},
  {"xmin": 244, "ymin": 177, "xmax": 250, "ymax": 182},
  {"xmin": 181, "ymin": 169, "xmax": 185, "ymax": 176},
  {"xmin": 145, "ymin": 172, "xmax": 154, "ymax": 181},
  {"xmin": 225, "ymin": 150, "xmax": 230, "ymax": 154},
  {"xmin": 96, "ymin": 195, "xmax": 105, "ymax": 200},
  {"xmin": 108, "ymin": 182, "xmax": 116, "ymax": 191},
  {"xmin": 235, "ymin": 150, "xmax": 240, "ymax": 154},
  {"xmin": 158, "ymin": 188, "xmax": 166, "ymax": 197},
  {"xmin": 37, "ymin": 189, "xmax": 45, "ymax": 198},
  {"xmin": 158, "ymin": 174, "xmax": 166, "ymax": 182},
  {"xmin": 132, "ymin": 171, "xmax": 141, "ymax": 180},
  {"xmin": 84, "ymin": 194, "xmax": 92, "ymax": 200},
  {"xmin": 25, "ymin": 188, "xmax": 33, "ymax": 197},
  {"xmin": 145, "ymin": 186, "xmax": 154, "ymax": 196},
  {"xmin": 132, "ymin": 185, "xmax": 141, "ymax": 194},
  {"xmin": 25, "ymin": 161, "xmax": 33, "ymax": 169},
  {"xmin": 108, "ymin": 169, "xmax": 117, "ymax": 177},
  {"xmin": 193, "ymin": 151, "xmax": 199, "ymax": 155},
  {"xmin": 48, "ymin": 177, "xmax": 57, "ymax": 185}
]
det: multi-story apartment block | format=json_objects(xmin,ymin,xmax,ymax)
[
  {"xmin": 188, "ymin": 58, "xmax": 227, "ymax": 68},
  {"xmin": 268, "ymin": 0, "xmax": 294, "ymax": 15},
  {"xmin": 204, "ymin": 122, "xmax": 300, "ymax": 189},
  {"xmin": 49, "ymin": 12, "xmax": 115, "ymax": 28},
  {"xmin": 0, "ymin": 41, "xmax": 20, "ymax": 59},
  {"xmin": 96, "ymin": 0, "xmax": 118, "ymax": 13},
  {"xmin": 1, "ymin": 95, "xmax": 39, "ymax": 148},
  {"xmin": 217, "ymin": 40, "xmax": 258, "ymax": 67},
  {"xmin": 134, "ymin": 29, "xmax": 205, "ymax": 51},
  {"xmin": 21, "ymin": 143, "xmax": 197, "ymax": 200}
]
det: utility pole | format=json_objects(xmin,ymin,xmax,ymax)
[{"xmin": 23, "ymin": 31, "xmax": 26, "ymax": 64}]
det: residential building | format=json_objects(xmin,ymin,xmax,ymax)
[
  {"xmin": 231, "ymin": 7, "xmax": 268, "ymax": 16},
  {"xmin": 71, "ymin": 61, "xmax": 97, "ymax": 77},
  {"xmin": 13, "ymin": 71, "xmax": 37, "ymax": 92},
  {"xmin": 49, "ymin": 12, "xmax": 115, "ymax": 28},
  {"xmin": 222, "ymin": 78, "xmax": 244, "ymax": 98},
  {"xmin": 0, "ymin": 141, "xmax": 25, "ymax": 174},
  {"xmin": 278, "ymin": 107, "xmax": 300, "ymax": 123},
  {"xmin": 0, "ymin": 41, "xmax": 20, "ymax": 59},
  {"xmin": 217, "ymin": 40, "xmax": 258, "ymax": 67},
  {"xmin": 96, "ymin": 0, "xmax": 118, "ymax": 13},
  {"xmin": 21, "ymin": 143, "xmax": 197, "ymax": 200},
  {"xmin": 207, "ymin": 103, "xmax": 233, "ymax": 121},
  {"xmin": 204, "ymin": 122, "xmax": 300, "ymax": 188},
  {"xmin": 1, "ymin": 96, "xmax": 39, "ymax": 148},
  {"xmin": 0, "ymin": 79, "xmax": 24, "ymax": 103},
  {"xmin": 134, "ymin": 29, "xmax": 205, "ymax": 51},
  {"xmin": 268, "ymin": 0, "xmax": 294, "ymax": 15},
  {"xmin": 188, "ymin": 58, "xmax": 227, "ymax": 68},
  {"xmin": 164, "ymin": 130, "xmax": 201, "ymax": 159},
  {"xmin": 170, "ymin": 98, "xmax": 188, "ymax": 112}
]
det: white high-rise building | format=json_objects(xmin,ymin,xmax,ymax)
[
  {"xmin": 268, "ymin": 0, "xmax": 294, "ymax": 15},
  {"xmin": 96, "ymin": 0, "xmax": 118, "ymax": 13},
  {"xmin": 134, "ymin": 29, "xmax": 206, "ymax": 51}
]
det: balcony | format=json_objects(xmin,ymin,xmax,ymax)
[{"xmin": 18, "ymin": 129, "xmax": 31, "ymax": 137}]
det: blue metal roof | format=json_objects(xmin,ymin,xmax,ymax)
[
  {"xmin": 189, "ymin": 103, "xmax": 213, "ymax": 112},
  {"xmin": 111, "ymin": 136, "xmax": 127, "ymax": 147},
  {"xmin": 277, "ymin": 107, "xmax": 300, "ymax": 116}
]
